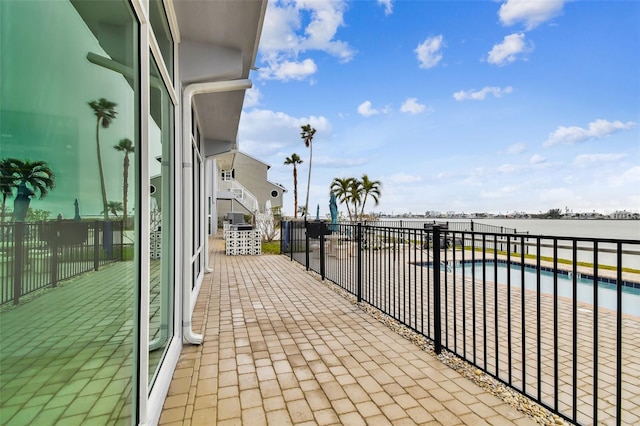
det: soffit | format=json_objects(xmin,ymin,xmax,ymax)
[
  {"xmin": 173, "ymin": 0, "xmax": 266, "ymax": 146},
  {"xmin": 214, "ymin": 151, "xmax": 235, "ymax": 171}
]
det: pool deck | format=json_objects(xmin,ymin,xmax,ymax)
[{"xmin": 159, "ymin": 237, "xmax": 541, "ymax": 425}]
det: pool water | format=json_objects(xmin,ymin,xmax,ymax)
[{"xmin": 450, "ymin": 261, "xmax": 640, "ymax": 317}]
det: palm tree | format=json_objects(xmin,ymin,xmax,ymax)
[
  {"xmin": 284, "ymin": 153, "xmax": 303, "ymax": 218},
  {"xmin": 348, "ymin": 178, "xmax": 363, "ymax": 222},
  {"xmin": 358, "ymin": 174, "xmax": 382, "ymax": 219},
  {"xmin": 0, "ymin": 158, "xmax": 17, "ymax": 223},
  {"xmin": 114, "ymin": 138, "xmax": 134, "ymax": 225},
  {"xmin": 89, "ymin": 98, "xmax": 118, "ymax": 220},
  {"xmin": 102, "ymin": 201, "xmax": 124, "ymax": 218},
  {"xmin": 9, "ymin": 159, "xmax": 55, "ymax": 221},
  {"xmin": 300, "ymin": 124, "xmax": 316, "ymax": 220},
  {"xmin": 330, "ymin": 177, "xmax": 355, "ymax": 222}
]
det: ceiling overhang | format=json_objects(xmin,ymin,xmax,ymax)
[
  {"xmin": 203, "ymin": 139, "xmax": 236, "ymax": 159},
  {"xmin": 213, "ymin": 151, "xmax": 236, "ymax": 171},
  {"xmin": 173, "ymin": 0, "xmax": 267, "ymax": 156}
]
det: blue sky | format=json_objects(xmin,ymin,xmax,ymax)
[{"xmin": 237, "ymin": 0, "xmax": 639, "ymax": 217}]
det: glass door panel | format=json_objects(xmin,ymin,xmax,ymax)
[
  {"xmin": 148, "ymin": 56, "xmax": 175, "ymax": 386},
  {"xmin": 0, "ymin": 1, "xmax": 139, "ymax": 423}
]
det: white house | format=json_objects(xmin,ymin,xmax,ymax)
[{"xmin": 213, "ymin": 151, "xmax": 286, "ymax": 225}]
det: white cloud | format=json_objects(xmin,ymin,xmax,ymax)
[
  {"xmin": 499, "ymin": 0, "xmax": 566, "ymax": 30},
  {"xmin": 453, "ymin": 86, "xmax": 513, "ymax": 101},
  {"xmin": 388, "ymin": 173, "xmax": 423, "ymax": 184},
  {"xmin": 539, "ymin": 187, "xmax": 574, "ymax": 203},
  {"xmin": 573, "ymin": 153, "xmax": 628, "ymax": 167},
  {"xmin": 543, "ymin": 119, "xmax": 637, "ymax": 147},
  {"xmin": 497, "ymin": 164, "xmax": 518, "ymax": 174},
  {"xmin": 463, "ymin": 167, "xmax": 489, "ymax": 182},
  {"xmin": 529, "ymin": 154, "xmax": 546, "ymax": 164},
  {"xmin": 258, "ymin": 0, "xmax": 355, "ymax": 81},
  {"xmin": 563, "ymin": 175, "xmax": 578, "ymax": 185},
  {"xmin": 243, "ymin": 87, "xmax": 261, "ymax": 108},
  {"xmin": 506, "ymin": 142, "xmax": 526, "ymax": 154},
  {"xmin": 378, "ymin": 0, "xmax": 393, "ymax": 16},
  {"xmin": 415, "ymin": 35, "xmax": 444, "ymax": 69},
  {"xmin": 357, "ymin": 101, "xmax": 378, "ymax": 117},
  {"xmin": 400, "ymin": 98, "xmax": 428, "ymax": 114},
  {"xmin": 238, "ymin": 108, "xmax": 331, "ymax": 156},
  {"xmin": 608, "ymin": 166, "xmax": 640, "ymax": 186},
  {"xmin": 481, "ymin": 185, "xmax": 519, "ymax": 199},
  {"xmin": 357, "ymin": 100, "xmax": 392, "ymax": 117},
  {"xmin": 261, "ymin": 59, "xmax": 318, "ymax": 81},
  {"xmin": 487, "ymin": 33, "xmax": 530, "ymax": 66},
  {"xmin": 314, "ymin": 156, "xmax": 368, "ymax": 167}
]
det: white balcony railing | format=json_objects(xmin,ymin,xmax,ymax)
[{"xmin": 217, "ymin": 178, "xmax": 260, "ymax": 214}]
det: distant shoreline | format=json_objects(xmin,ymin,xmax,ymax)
[
  {"xmin": 365, "ymin": 217, "xmax": 640, "ymax": 240},
  {"xmin": 379, "ymin": 216, "xmax": 638, "ymax": 221}
]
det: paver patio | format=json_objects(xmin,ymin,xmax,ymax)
[
  {"xmin": 159, "ymin": 237, "xmax": 538, "ymax": 425},
  {"xmin": 305, "ymin": 238, "xmax": 640, "ymax": 425},
  {"xmin": 0, "ymin": 261, "xmax": 135, "ymax": 425},
  {"xmin": 0, "ymin": 259, "xmax": 164, "ymax": 426}
]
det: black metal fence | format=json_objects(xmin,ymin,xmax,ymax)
[
  {"xmin": 358, "ymin": 219, "xmax": 527, "ymax": 235},
  {"xmin": 0, "ymin": 220, "xmax": 124, "ymax": 305},
  {"xmin": 280, "ymin": 220, "xmax": 640, "ymax": 426}
]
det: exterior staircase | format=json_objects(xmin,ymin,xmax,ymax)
[{"xmin": 217, "ymin": 177, "xmax": 259, "ymax": 215}]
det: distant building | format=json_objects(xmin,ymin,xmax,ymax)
[
  {"xmin": 611, "ymin": 210, "xmax": 636, "ymax": 219},
  {"xmin": 214, "ymin": 151, "xmax": 286, "ymax": 224}
]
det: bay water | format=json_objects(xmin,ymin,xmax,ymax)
[{"xmin": 385, "ymin": 218, "xmax": 640, "ymax": 272}]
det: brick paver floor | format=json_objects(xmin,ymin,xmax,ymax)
[
  {"xmin": 159, "ymin": 238, "xmax": 536, "ymax": 425},
  {"xmin": 0, "ymin": 261, "xmax": 135, "ymax": 425}
]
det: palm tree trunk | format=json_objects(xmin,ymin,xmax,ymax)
[
  {"xmin": 96, "ymin": 120, "xmax": 109, "ymax": 220},
  {"xmin": 345, "ymin": 204, "xmax": 352, "ymax": 223},
  {"xmin": 123, "ymin": 154, "xmax": 129, "ymax": 226},
  {"xmin": 305, "ymin": 144, "xmax": 312, "ymax": 219},
  {"xmin": 360, "ymin": 195, "xmax": 368, "ymax": 220},
  {"xmin": 293, "ymin": 167, "xmax": 298, "ymax": 218}
]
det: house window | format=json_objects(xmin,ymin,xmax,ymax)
[
  {"xmin": 221, "ymin": 169, "xmax": 234, "ymax": 181},
  {"xmin": 271, "ymin": 190, "xmax": 279, "ymax": 198}
]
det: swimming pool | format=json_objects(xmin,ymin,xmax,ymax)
[{"xmin": 448, "ymin": 261, "xmax": 640, "ymax": 317}]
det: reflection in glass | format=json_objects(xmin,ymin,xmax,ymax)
[
  {"xmin": 0, "ymin": 0, "xmax": 138, "ymax": 423},
  {"xmin": 148, "ymin": 56, "xmax": 175, "ymax": 386},
  {"xmin": 149, "ymin": 0, "xmax": 174, "ymax": 81}
]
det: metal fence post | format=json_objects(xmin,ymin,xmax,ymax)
[
  {"xmin": 289, "ymin": 221, "xmax": 293, "ymax": 261},
  {"xmin": 432, "ymin": 225, "xmax": 443, "ymax": 354},
  {"xmin": 119, "ymin": 220, "xmax": 124, "ymax": 260},
  {"xmin": 305, "ymin": 222, "xmax": 310, "ymax": 271},
  {"xmin": 93, "ymin": 220, "xmax": 100, "ymax": 271},
  {"xmin": 13, "ymin": 222, "xmax": 25, "ymax": 305},
  {"xmin": 357, "ymin": 223, "xmax": 362, "ymax": 303},
  {"xmin": 51, "ymin": 237, "xmax": 59, "ymax": 288},
  {"xmin": 320, "ymin": 233, "xmax": 326, "ymax": 280}
]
